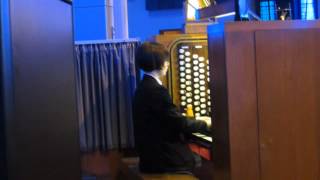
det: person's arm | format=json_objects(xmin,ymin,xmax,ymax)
[{"xmin": 155, "ymin": 87, "xmax": 210, "ymax": 134}]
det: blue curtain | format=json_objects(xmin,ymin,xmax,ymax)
[{"xmin": 75, "ymin": 42, "xmax": 139, "ymax": 152}]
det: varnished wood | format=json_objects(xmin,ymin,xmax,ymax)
[
  {"xmin": 208, "ymin": 20, "xmax": 320, "ymax": 180},
  {"xmin": 256, "ymin": 29, "xmax": 320, "ymax": 180},
  {"xmin": 207, "ymin": 26, "xmax": 230, "ymax": 180},
  {"xmin": 225, "ymin": 31, "xmax": 260, "ymax": 180}
]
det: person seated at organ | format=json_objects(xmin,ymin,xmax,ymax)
[{"xmin": 132, "ymin": 42, "xmax": 211, "ymax": 174}]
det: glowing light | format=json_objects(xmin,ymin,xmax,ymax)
[
  {"xmin": 215, "ymin": 12, "xmax": 236, "ymax": 19},
  {"xmin": 301, "ymin": 0, "xmax": 315, "ymax": 20}
]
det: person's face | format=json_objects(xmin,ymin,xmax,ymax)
[{"xmin": 160, "ymin": 61, "xmax": 170, "ymax": 76}]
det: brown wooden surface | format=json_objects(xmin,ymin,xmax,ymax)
[
  {"xmin": 225, "ymin": 32, "xmax": 260, "ymax": 180},
  {"xmin": 208, "ymin": 20, "xmax": 320, "ymax": 180},
  {"xmin": 207, "ymin": 25, "xmax": 230, "ymax": 180},
  {"xmin": 255, "ymin": 29, "xmax": 320, "ymax": 180}
]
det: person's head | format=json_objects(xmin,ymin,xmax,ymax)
[{"xmin": 136, "ymin": 42, "xmax": 170, "ymax": 76}]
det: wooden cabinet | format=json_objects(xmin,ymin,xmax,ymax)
[{"xmin": 208, "ymin": 20, "xmax": 320, "ymax": 180}]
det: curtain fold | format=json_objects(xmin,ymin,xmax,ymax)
[{"xmin": 75, "ymin": 42, "xmax": 138, "ymax": 152}]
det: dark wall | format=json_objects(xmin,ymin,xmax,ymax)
[
  {"xmin": 2, "ymin": 0, "xmax": 81, "ymax": 179},
  {"xmin": 146, "ymin": 0, "xmax": 184, "ymax": 10}
]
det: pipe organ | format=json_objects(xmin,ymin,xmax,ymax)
[{"xmin": 155, "ymin": 32, "xmax": 213, "ymax": 160}]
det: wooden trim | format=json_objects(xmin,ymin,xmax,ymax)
[{"xmin": 207, "ymin": 24, "xmax": 231, "ymax": 180}]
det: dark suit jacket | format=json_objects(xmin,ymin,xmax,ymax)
[{"xmin": 132, "ymin": 75, "xmax": 209, "ymax": 173}]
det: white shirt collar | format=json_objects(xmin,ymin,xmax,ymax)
[{"xmin": 144, "ymin": 71, "xmax": 162, "ymax": 85}]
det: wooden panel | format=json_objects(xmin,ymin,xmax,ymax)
[
  {"xmin": 208, "ymin": 25, "xmax": 230, "ymax": 180},
  {"xmin": 225, "ymin": 32, "xmax": 260, "ymax": 180},
  {"xmin": 256, "ymin": 29, "xmax": 320, "ymax": 180}
]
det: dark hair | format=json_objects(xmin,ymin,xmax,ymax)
[{"xmin": 135, "ymin": 42, "xmax": 169, "ymax": 72}]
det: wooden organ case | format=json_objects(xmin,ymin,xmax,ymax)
[{"xmin": 154, "ymin": 28, "xmax": 214, "ymax": 161}]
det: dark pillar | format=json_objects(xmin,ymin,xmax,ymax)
[{"xmin": 0, "ymin": 0, "xmax": 81, "ymax": 179}]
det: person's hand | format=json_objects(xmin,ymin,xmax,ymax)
[{"xmin": 195, "ymin": 116, "xmax": 212, "ymax": 128}]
